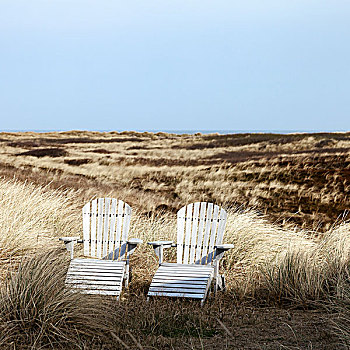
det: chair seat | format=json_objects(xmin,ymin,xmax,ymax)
[
  {"xmin": 65, "ymin": 258, "xmax": 126, "ymax": 297},
  {"xmin": 147, "ymin": 263, "xmax": 214, "ymax": 301}
]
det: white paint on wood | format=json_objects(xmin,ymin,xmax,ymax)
[
  {"xmin": 69, "ymin": 284, "xmax": 122, "ymax": 291},
  {"xmin": 71, "ymin": 258, "xmax": 125, "ymax": 265},
  {"xmin": 64, "ymin": 199, "xmax": 137, "ymax": 297},
  {"xmin": 120, "ymin": 203, "xmax": 131, "ymax": 258},
  {"xmin": 108, "ymin": 199, "xmax": 117, "ymax": 256},
  {"xmin": 81, "ymin": 290, "xmax": 122, "ymax": 296},
  {"xmin": 102, "ymin": 198, "xmax": 110, "ymax": 257},
  {"xmin": 67, "ymin": 274, "xmax": 123, "ymax": 280},
  {"xmin": 156, "ymin": 268, "xmax": 213, "ymax": 274},
  {"xmin": 96, "ymin": 198, "xmax": 104, "ymax": 258},
  {"xmin": 70, "ymin": 260, "xmax": 125, "ymax": 266},
  {"xmin": 149, "ymin": 287, "xmax": 206, "ymax": 293},
  {"xmin": 151, "ymin": 281, "xmax": 207, "ymax": 287},
  {"xmin": 216, "ymin": 208, "xmax": 227, "ymax": 245},
  {"xmin": 147, "ymin": 291, "xmax": 204, "ymax": 298},
  {"xmin": 148, "ymin": 202, "xmax": 228, "ymax": 303},
  {"xmin": 83, "ymin": 202, "xmax": 90, "ymax": 256},
  {"xmin": 81, "ymin": 198, "xmax": 133, "ymax": 261},
  {"xmin": 176, "ymin": 206, "xmax": 186, "ymax": 264},
  {"xmin": 152, "ymin": 275, "xmax": 211, "ymax": 281},
  {"xmin": 195, "ymin": 202, "xmax": 207, "ymax": 264},
  {"xmin": 114, "ymin": 200, "xmax": 124, "ymax": 259},
  {"xmin": 69, "ymin": 268, "xmax": 125, "ymax": 274},
  {"xmin": 67, "ymin": 280, "xmax": 123, "ymax": 286},
  {"xmin": 161, "ymin": 262, "xmax": 213, "ymax": 268},
  {"xmin": 183, "ymin": 203, "xmax": 193, "ymax": 264},
  {"xmin": 189, "ymin": 202, "xmax": 200, "ymax": 264},
  {"xmin": 201, "ymin": 203, "xmax": 213, "ymax": 264},
  {"xmin": 66, "ymin": 256, "xmax": 125, "ymax": 296},
  {"xmin": 69, "ymin": 266, "xmax": 124, "ymax": 272},
  {"xmin": 207, "ymin": 205, "xmax": 219, "ymax": 264},
  {"xmin": 90, "ymin": 199, "xmax": 97, "ymax": 257}
]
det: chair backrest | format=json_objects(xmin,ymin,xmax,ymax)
[
  {"xmin": 82, "ymin": 198, "xmax": 132, "ymax": 260},
  {"xmin": 176, "ymin": 202, "xmax": 227, "ymax": 265}
]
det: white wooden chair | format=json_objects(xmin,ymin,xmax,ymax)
[
  {"xmin": 60, "ymin": 198, "xmax": 142, "ymax": 298},
  {"xmin": 147, "ymin": 202, "xmax": 233, "ymax": 305}
]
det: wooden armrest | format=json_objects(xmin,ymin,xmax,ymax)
[
  {"xmin": 215, "ymin": 244, "xmax": 234, "ymax": 251},
  {"xmin": 148, "ymin": 241, "xmax": 173, "ymax": 265},
  {"xmin": 126, "ymin": 238, "xmax": 143, "ymax": 257},
  {"xmin": 214, "ymin": 244, "xmax": 234, "ymax": 262},
  {"xmin": 59, "ymin": 236, "xmax": 80, "ymax": 259},
  {"xmin": 59, "ymin": 236, "xmax": 80, "ymax": 243},
  {"xmin": 127, "ymin": 238, "xmax": 143, "ymax": 244},
  {"xmin": 148, "ymin": 240, "xmax": 173, "ymax": 247}
]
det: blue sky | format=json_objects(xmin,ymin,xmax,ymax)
[{"xmin": 0, "ymin": 1, "xmax": 349, "ymax": 132}]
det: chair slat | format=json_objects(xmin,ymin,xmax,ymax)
[
  {"xmin": 150, "ymin": 281, "xmax": 207, "ymax": 287},
  {"xmin": 148, "ymin": 262, "xmax": 213, "ymax": 301},
  {"xmin": 216, "ymin": 208, "xmax": 227, "ymax": 245},
  {"xmin": 102, "ymin": 198, "xmax": 110, "ymax": 257},
  {"xmin": 160, "ymin": 262, "xmax": 213, "ymax": 270},
  {"xmin": 120, "ymin": 203, "xmax": 131, "ymax": 258},
  {"xmin": 83, "ymin": 202, "xmax": 90, "ymax": 255},
  {"xmin": 81, "ymin": 290, "xmax": 122, "ymax": 296},
  {"xmin": 149, "ymin": 287, "xmax": 206, "ymax": 294},
  {"xmin": 195, "ymin": 202, "xmax": 207, "ymax": 264},
  {"xmin": 67, "ymin": 273, "xmax": 123, "ymax": 279},
  {"xmin": 108, "ymin": 199, "xmax": 117, "ymax": 255},
  {"xmin": 90, "ymin": 199, "xmax": 97, "ymax": 257},
  {"xmin": 67, "ymin": 280, "xmax": 123, "ymax": 286},
  {"xmin": 176, "ymin": 206, "xmax": 186, "ymax": 264},
  {"xmin": 68, "ymin": 268, "xmax": 124, "ymax": 274},
  {"xmin": 183, "ymin": 203, "xmax": 193, "ymax": 264},
  {"xmin": 207, "ymin": 205, "xmax": 219, "ymax": 264},
  {"xmin": 147, "ymin": 291, "xmax": 204, "ymax": 299},
  {"xmin": 66, "ymin": 258, "xmax": 125, "ymax": 297},
  {"xmin": 152, "ymin": 276, "xmax": 210, "ymax": 282},
  {"xmin": 201, "ymin": 203, "xmax": 213, "ymax": 264},
  {"xmin": 155, "ymin": 270, "xmax": 212, "ymax": 276},
  {"xmin": 113, "ymin": 200, "xmax": 124, "ymax": 259},
  {"xmin": 96, "ymin": 199, "xmax": 104, "ymax": 258},
  {"xmin": 71, "ymin": 258, "xmax": 125, "ymax": 265},
  {"xmin": 69, "ymin": 284, "xmax": 122, "ymax": 291},
  {"xmin": 189, "ymin": 202, "xmax": 200, "ymax": 264}
]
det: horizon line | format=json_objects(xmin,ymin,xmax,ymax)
[{"xmin": 1, "ymin": 129, "xmax": 349, "ymax": 135}]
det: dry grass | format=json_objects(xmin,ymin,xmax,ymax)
[
  {"xmin": 0, "ymin": 131, "xmax": 349, "ymax": 229},
  {"xmin": 0, "ymin": 131, "xmax": 350, "ymax": 348},
  {"xmin": 0, "ymin": 178, "xmax": 79, "ymax": 265},
  {"xmin": 258, "ymin": 223, "xmax": 350, "ymax": 305},
  {"xmin": 0, "ymin": 251, "xmax": 116, "ymax": 349}
]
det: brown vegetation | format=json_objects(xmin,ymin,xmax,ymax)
[
  {"xmin": 0, "ymin": 131, "xmax": 349, "ymax": 349},
  {"xmin": 1, "ymin": 130, "xmax": 349, "ymax": 230}
]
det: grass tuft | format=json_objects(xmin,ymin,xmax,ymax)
[{"xmin": 0, "ymin": 250, "xmax": 114, "ymax": 349}]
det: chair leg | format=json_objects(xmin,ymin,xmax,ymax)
[
  {"xmin": 213, "ymin": 261, "xmax": 219, "ymax": 293},
  {"xmin": 215, "ymin": 274, "xmax": 225, "ymax": 292},
  {"xmin": 124, "ymin": 264, "xmax": 130, "ymax": 288},
  {"xmin": 214, "ymin": 275, "xmax": 221, "ymax": 293}
]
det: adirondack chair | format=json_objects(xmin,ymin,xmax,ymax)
[
  {"xmin": 147, "ymin": 202, "xmax": 234, "ymax": 305},
  {"xmin": 59, "ymin": 198, "xmax": 142, "ymax": 298}
]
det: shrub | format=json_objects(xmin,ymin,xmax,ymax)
[{"xmin": 17, "ymin": 148, "xmax": 68, "ymax": 157}]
